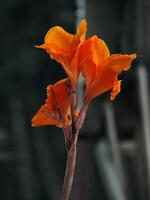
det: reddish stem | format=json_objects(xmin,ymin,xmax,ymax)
[
  {"xmin": 70, "ymin": 88, "xmax": 78, "ymax": 134},
  {"xmin": 61, "ymin": 133, "xmax": 78, "ymax": 200},
  {"xmin": 61, "ymin": 87, "xmax": 88, "ymax": 200},
  {"xmin": 76, "ymin": 104, "xmax": 89, "ymax": 131}
]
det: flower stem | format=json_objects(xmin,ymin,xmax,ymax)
[
  {"xmin": 70, "ymin": 88, "xmax": 78, "ymax": 134},
  {"xmin": 61, "ymin": 133, "xmax": 78, "ymax": 200},
  {"xmin": 76, "ymin": 104, "xmax": 89, "ymax": 131},
  {"xmin": 61, "ymin": 92, "xmax": 89, "ymax": 200}
]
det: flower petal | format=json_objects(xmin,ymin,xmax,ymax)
[
  {"xmin": 51, "ymin": 78, "xmax": 71, "ymax": 122},
  {"xmin": 92, "ymin": 36, "xmax": 110, "ymax": 64},
  {"xmin": 68, "ymin": 20, "xmax": 88, "ymax": 85},
  {"xmin": 36, "ymin": 26, "xmax": 75, "ymax": 66},
  {"xmin": 32, "ymin": 104, "xmax": 62, "ymax": 127},
  {"xmin": 79, "ymin": 36, "xmax": 110, "ymax": 67},
  {"xmin": 78, "ymin": 37, "xmax": 98, "ymax": 94},
  {"xmin": 84, "ymin": 53, "xmax": 136, "ymax": 103},
  {"xmin": 86, "ymin": 68, "xmax": 116, "ymax": 103},
  {"xmin": 103, "ymin": 54, "xmax": 137, "ymax": 73},
  {"xmin": 36, "ymin": 20, "xmax": 87, "ymax": 87},
  {"xmin": 76, "ymin": 19, "xmax": 87, "ymax": 44},
  {"xmin": 32, "ymin": 79, "xmax": 71, "ymax": 128},
  {"xmin": 110, "ymin": 78, "xmax": 121, "ymax": 100},
  {"xmin": 79, "ymin": 36, "xmax": 110, "ymax": 100}
]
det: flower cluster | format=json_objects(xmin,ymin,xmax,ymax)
[{"xmin": 32, "ymin": 19, "xmax": 136, "ymax": 143}]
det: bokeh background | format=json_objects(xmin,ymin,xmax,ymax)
[{"xmin": 0, "ymin": 0, "xmax": 150, "ymax": 200}]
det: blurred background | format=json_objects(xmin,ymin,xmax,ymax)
[{"xmin": 0, "ymin": 0, "xmax": 150, "ymax": 200}]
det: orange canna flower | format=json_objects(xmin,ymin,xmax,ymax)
[
  {"xmin": 78, "ymin": 36, "xmax": 136, "ymax": 104},
  {"xmin": 32, "ymin": 79, "xmax": 71, "ymax": 128},
  {"xmin": 32, "ymin": 19, "xmax": 138, "ymax": 200},
  {"xmin": 36, "ymin": 19, "xmax": 87, "ymax": 88}
]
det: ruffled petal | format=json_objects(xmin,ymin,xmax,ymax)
[
  {"xmin": 45, "ymin": 26, "xmax": 74, "ymax": 56},
  {"xmin": 35, "ymin": 26, "xmax": 75, "ymax": 68},
  {"xmin": 80, "ymin": 60, "xmax": 97, "ymax": 99},
  {"xmin": 79, "ymin": 36, "xmax": 110, "ymax": 100},
  {"xmin": 36, "ymin": 20, "xmax": 87, "ymax": 87},
  {"xmin": 79, "ymin": 36, "xmax": 110, "ymax": 67},
  {"xmin": 76, "ymin": 19, "xmax": 87, "ymax": 44},
  {"xmin": 85, "ymin": 68, "xmax": 115, "ymax": 103},
  {"xmin": 32, "ymin": 79, "xmax": 71, "ymax": 128},
  {"xmin": 32, "ymin": 104, "xmax": 62, "ymax": 127},
  {"xmin": 78, "ymin": 37, "xmax": 97, "ymax": 96},
  {"xmin": 51, "ymin": 78, "xmax": 71, "ymax": 123},
  {"xmin": 84, "ymin": 53, "xmax": 136, "ymax": 103},
  {"xmin": 103, "ymin": 53, "xmax": 137, "ymax": 73},
  {"xmin": 92, "ymin": 36, "xmax": 110, "ymax": 64},
  {"xmin": 110, "ymin": 78, "xmax": 121, "ymax": 100}
]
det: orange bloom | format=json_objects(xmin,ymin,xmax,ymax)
[
  {"xmin": 36, "ymin": 19, "xmax": 87, "ymax": 88},
  {"xmin": 32, "ymin": 79, "xmax": 71, "ymax": 128},
  {"xmin": 78, "ymin": 36, "xmax": 136, "ymax": 104}
]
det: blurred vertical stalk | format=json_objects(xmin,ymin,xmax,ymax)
[
  {"xmin": 104, "ymin": 102, "xmax": 127, "ymax": 200},
  {"xmin": 76, "ymin": 0, "xmax": 86, "ymax": 26},
  {"xmin": 76, "ymin": 0, "xmax": 86, "ymax": 109},
  {"xmin": 33, "ymin": 129, "xmax": 60, "ymax": 200},
  {"xmin": 95, "ymin": 141, "xmax": 127, "ymax": 200},
  {"xmin": 137, "ymin": 65, "xmax": 150, "ymax": 198},
  {"xmin": 10, "ymin": 97, "xmax": 35, "ymax": 200}
]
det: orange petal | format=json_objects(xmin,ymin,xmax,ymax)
[
  {"xmin": 79, "ymin": 36, "xmax": 110, "ymax": 100},
  {"xmin": 70, "ymin": 47, "xmax": 81, "ymax": 87},
  {"xmin": 69, "ymin": 19, "xmax": 88, "ymax": 85},
  {"xmin": 45, "ymin": 26, "xmax": 74, "ymax": 55},
  {"xmin": 103, "ymin": 53, "xmax": 137, "ymax": 73},
  {"xmin": 110, "ymin": 78, "xmax": 121, "ymax": 100},
  {"xmin": 78, "ymin": 37, "xmax": 97, "ymax": 94},
  {"xmin": 79, "ymin": 36, "xmax": 110, "ymax": 66},
  {"xmin": 92, "ymin": 36, "xmax": 110, "ymax": 64},
  {"xmin": 51, "ymin": 78, "xmax": 71, "ymax": 120},
  {"xmin": 81, "ymin": 60, "xmax": 97, "ymax": 99},
  {"xmin": 85, "ymin": 53, "xmax": 136, "ymax": 103},
  {"xmin": 86, "ymin": 68, "xmax": 116, "ymax": 103},
  {"xmin": 76, "ymin": 19, "xmax": 87, "ymax": 44},
  {"xmin": 36, "ymin": 26, "xmax": 75, "ymax": 65},
  {"xmin": 32, "ymin": 104, "xmax": 62, "ymax": 127},
  {"xmin": 32, "ymin": 85, "xmax": 59, "ymax": 127},
  {"xmin": 36, "ymin": 20, "xmax": 87, "ymax": 87},
  {"xmin": 32, "ymin": 79, "xmax": 71, "ymax": 128}
]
